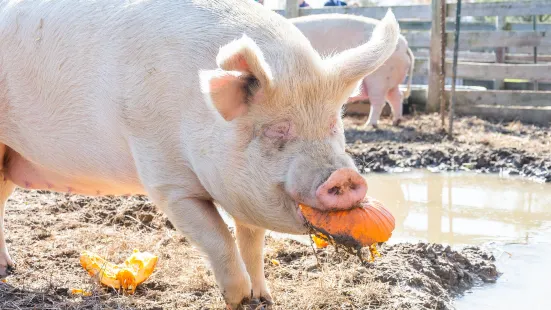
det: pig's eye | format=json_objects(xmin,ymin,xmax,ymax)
[{"xmin": 262, "ymin": 120, "xmax": 295, "ymax": 151}]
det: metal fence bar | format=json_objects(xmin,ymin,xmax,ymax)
[{"xmin": 449, "ymin": 0, "xmax": 462, "ymax": 139}]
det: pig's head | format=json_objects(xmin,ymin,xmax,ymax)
[{"xmin": 199, "ymin": 10, "xmax": 399, "ymax": 234}]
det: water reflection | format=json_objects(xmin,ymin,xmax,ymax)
[
  {"xmin": 365, "ymin": 170, "xmax": 551, "ymax": 246},
  {"xmin": 366, "ymin": 170, "xmax": 551, "ymax": 309}
]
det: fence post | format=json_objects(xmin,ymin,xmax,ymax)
[
  {"xmin": 285, "ymin": 0, "xmax": 299, "ymax": 18},
  {"xmin": 427, "ymin": 0, "xmax": 446, "ymax": 113},
  {"xmin": 494, "ymin": 16, "xmax": 505, "ymax": 90}
]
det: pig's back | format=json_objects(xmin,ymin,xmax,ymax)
[
  {"xmin": 291, "ymin": 14, "xmax": 379, "ymax": 56},
  {"xmin": 0, "ymin": 0, "xmax": 308, "ymax": 100},
  {"xmin": 0, "ymin": 0, "xmax": 312, "ymax": 139},
  {"xmin": 0, "ymin": 0, "xmax": 315, "ymax": 188}
]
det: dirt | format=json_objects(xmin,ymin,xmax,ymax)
[
  {"xmin": 3, "ymin": 112, "xmax": 529, "ymax": 309},
  {"xmin": 1, "ymin": 189, "xmax": 498, "ymax": 309},
  {"xmin": 345, "ymin": 113, "xmax": 551, "ymax": 183}
]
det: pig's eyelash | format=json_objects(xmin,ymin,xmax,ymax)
[{"xmin": 277, "ymin": 141, "xmax": 286, "ymax": 151}]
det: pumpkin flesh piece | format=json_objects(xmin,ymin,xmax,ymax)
[
  {"xmin": 299, "ymin": 197, "xmax": 395, "ymax": 248},
  {"xmin": 311, "ymin": 234, "xmax": 329, "ymax": 248},
  {"xmin": 80, "ymin": 249, "xmax": 158, "ymax": 293}
]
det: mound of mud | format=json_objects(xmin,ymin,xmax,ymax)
[
  {"xmin": 344, "ymin": 114, "xmax": 551, "ymax": 183},
  {"xmin": 266, "ymin": 239, "xmax": 499, "ymax": 310}
]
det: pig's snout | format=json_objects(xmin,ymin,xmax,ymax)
[{"xmin": 315, "ymin": 168, "xmax": 367, "ymax": 210}]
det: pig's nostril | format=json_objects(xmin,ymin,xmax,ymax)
[{"xmin": 328, "ymin": 186, "xmax": 341, "ymax": 196}]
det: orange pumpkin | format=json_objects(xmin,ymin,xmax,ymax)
[{"xmin": 299, "ymin": 197, "xmax": 395, "ymax": 248}]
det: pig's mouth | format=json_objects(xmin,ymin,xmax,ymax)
[
  {"xmin": 283, "ymin": 196, "xmax": 309, "ymax": 231},
  {"xmin": 278, "ymin": 186, "xmax": 310, "ymax": 227},
  {"xmin": 295, "ymin": 202, "xmax": 307, "ymax": 224}
]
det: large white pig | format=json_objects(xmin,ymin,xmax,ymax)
[
  {"xmin": 291, "ymin": 14, "xmax": 415, "ymax": 127},
  {"xmin": 0, "ymin": 0, "xmax": 399, "ymax": 308}
]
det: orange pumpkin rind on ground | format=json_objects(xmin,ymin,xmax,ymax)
[
  {"xmin": 80, "ymin": 249, "xmax": 158, "ymax": 293},
  {"xmin": 311, "ymin": 234, "xmax": 329, "ymax": 248},
  {"xmin": 300, "ymin": 197, "xmax": 395, "ymax": 256}
]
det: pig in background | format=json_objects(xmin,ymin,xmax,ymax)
[
  {"xmin": 291, "ymin": 13, "xmax": 415, "ymax": 127},
  {"xmin": 0, "ymin": 0, "xmax": 399, "ymax": 308}
]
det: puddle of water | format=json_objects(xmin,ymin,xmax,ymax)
[
  {"xmin": 365, "ymin": 170, "xmax": 551, "ymax": 246},
  {"xmin": 364, "ymin": 170, "xmax": 551, "ymax": 310},
  {"xmin": 219, "ymin": 169, "xmax": 551, "ymax": 309}
]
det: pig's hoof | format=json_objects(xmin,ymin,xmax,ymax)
[
  {"xmin": 260, "ymin": 296, "xmax": 273, "ymax": 305},
  {"xmin": 234, "ymin": 296, "xmax": 271, "ymax": 310},
  {"xmin": 366, "ymin": 123, "xmax": 378, "ymax": 130},
  {"xmin": 0, "ymin": 264, "xmax": 16, "ymax": 279},
  {"xmin": 392, "ymin": 119, "xmax": 402, "ymax": 126},
  {"xmin": 259, "ymin": 296, "xmax": 273, "ymax": 308}
]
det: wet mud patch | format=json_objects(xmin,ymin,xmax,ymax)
[
  {"xmin": 266, "ymin": 239, "xmax": 498, "ymax": 310},
  {"xmin": 345, "ymin": 114, "xmax": 551, "ymax": 183},
  {"xmin": 3, "ymin": 187, "xmax": 498, "ymax": 309}
]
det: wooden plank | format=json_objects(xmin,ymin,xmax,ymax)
[
  {"xmin": 427, "ymin": 0, "xmax": 445, "ymax": 113},
  {"xmin": 451, "ymin": 90, "xmax": 551, "ymax": 107},
  {"xmin": 414, "ymin": 51, "xmax": 495, "ymax": 63},
  {"xmin": 413, "ymin": 59, "xmax": 551, "ymax": 79},
  {"xmin": 506, "ymin": 54, "xmax": 551, "ymax": 63},
  {"xmin": 508, "ymin": 46, "xmax": 551, "ymax": 54},
  {"xmin": 414, "ymin": 51, "xmax": 551, "ymax": 64},
  {"xmin": 404, "ymin": 31, "xmax": 551, "ymax": 49},
  {"xmin": 511, "ymin": 23, "xmax": 551, "ymax": 32},
  {"xmin": 455, "ymin": 105, "xmax": 551, "ymax": 126},
  {"xmin": 400, "ymin": 21, "xmax": 496, "ymax": 32},
  {"xmin": 284, "ymin": 0, "xmax": 299, "ymax": 18},
  {"xmin": 276, "ymin": 2, "xmax": 551, "ymax": 20},
  {"xmin": 448, "ymin": 1, "xmax": 551, "ymax": 18},
  {"xmin": 413, "ymin": 51, "xmax": 496, "ymax": 63},
  {"xmin": 505, "ymin": 81, "xmax": 551, "ymax": 90},
  {"xmin": 402, "ymin": 21, "xmax": 551, "ymax": 32},
  {"xmin": 344, "ymin": 102, "xmax": 392, "ymax": 117},
  {"xmin": 276, "ymin": 17, "xmax": 546, "ymax": 33},
  {"xmin": 449, "ymin": 62, "xmax": 551, "ymax": 80},
  {"xmin": 404, "ymin": 32, "xmax": 431, "ymax": 48},
  {"xmin": 295, "ymin": 5, "xmax": 432, "ymax": 20},
  {"xmin": 454, "ymin": 31, "xmax": 551, "ymax": 49}
]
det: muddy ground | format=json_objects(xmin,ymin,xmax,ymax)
[
  {"xmin": 1, "ymin": 190, "xmax": 498, "ymax": 310},
  {"xmin": 4, "ymin": 113, "xmax": 537, "ymax": 309},
  {"xmin": 346, "ymin": 113, "xmax": 551, "ymax": 183}
]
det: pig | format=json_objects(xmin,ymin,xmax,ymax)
[
  {"xmin": 290, "ymin": 14, "xmax": 415, "ymax": 127},
  {"xmin": 0, "ymin": 0, "xmax": 399, "ymax": 308}
]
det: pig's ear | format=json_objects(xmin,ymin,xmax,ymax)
[
  {"xmin": 326, "ymin": 9, "xmax": 400, "ymax": 86},
  {"xmin": 200, "ymin": 35, "xmax": 273, "ymax": 122},
  {"xmin": 216, "ymin": 34, "xmax": 274, "ymax": 88}
]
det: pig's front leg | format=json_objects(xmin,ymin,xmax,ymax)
[
  {"xmin": 162, "ymin": 198, "xmax": 255, "ymax": 308},
  {"xmin": 235, "ymin": 223, "xmax": 272, "ymax": 305},
  {"xmin": 0, "ymin": 180, "xmax": 16, "ymax": 278}
]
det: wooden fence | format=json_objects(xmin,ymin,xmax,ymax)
[{"xmin": 276, "ymin": 0, "xmax": 551, "ymax": 126}]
